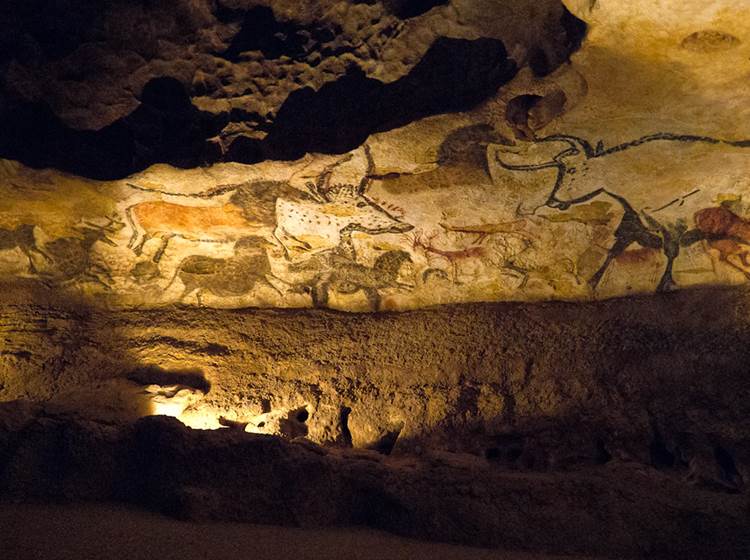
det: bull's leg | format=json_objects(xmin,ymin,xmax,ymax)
[
  {"xmin": 588, "ymin": 236, "xmax": 633, "ymax": 289},
  {"xmin": 589, "ymin": 192, "xmax": 662, "ymax": 290},
  {"xmin": 19, "ymin": 248, "xmax": 39, "ymax": 274},
  {"xmin": 655, "ymin": 229, "xmax": 681, "ymax": 292},
  {"xmin": 152, "ymin": 234, "xmax": 174, "ymax": 263},
  {"xmin": 132, "ymin": 233, "xmax": 151, "ymax": 256},
  {"xmin": 310, "ymin": 277, "xmax": 330, "ymax": 308}
]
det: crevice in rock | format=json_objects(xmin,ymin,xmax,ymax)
[
  {"xmin": 126, "ymin": 364, "xmax": 211, "ymax": 394},
  {"xmin": 373, "ymin": 421, "xmax": 403, "ymax": 455},
  {"xmin": 650, "ymin": 432, "xmax": 676, "ymax": 469},
  {"xmin": 595, "ymin": 438, "xmax": 612, "ymax": 465},
  {"xmin": 339, "ymin": 406, "xmax": 353, "ymax": 447},
  {"xmin": 714, "ymin": 445, "xmax": 743, "ymax": 488}
]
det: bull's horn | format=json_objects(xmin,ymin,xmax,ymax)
[
  {"xmin": 490, "ymin": 144, "xmax": 560, "ymax": 172},
  {"xmin": 540, "ymin": 134, "xmax": 595, "ymax": 157}
]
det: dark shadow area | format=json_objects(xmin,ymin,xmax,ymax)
[
  {"xmin": 218, "ymin": 5, "xmax": 340, "ymax": 62},
  {"xmin": 254, "ymin": 37, "xmax": 515, "ymax": 161},
  {"xmin": 0, "ymin": 77, "xmax": 227, "ymax": 180},
  {"xmin": 127, "ymin": 365, "xmax": 211, "ymax": 394}
]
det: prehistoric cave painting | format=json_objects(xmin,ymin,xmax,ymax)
[
  {"xmin": 273, "ymin": 144, "xmax": 413, "ymax": 260},
  {"xmin": 165, "ymin": 235, "xmax": 284, "ymax": 305},
  {"xmin": 693, "ymin": 205, "xmax": 750, "ymax": 279},
  {"xmin": 0, "ymin": 224, "xmax": 50, "ymax": 274},
  {"xmin": 3, "ymin": 122, "xmax": 750, "ymax": 309},
  {"xmin": 36, "ymin": 217, "xmax": 124, "ymax": 290},
  {"xmin": 490, "ymin": 132, "xmax": 750, "ymax": 291},
  {"xmin": 289, "ymin": 246, "xmax": 414, "ymax": 311},
  {"xmin": 125, "ymin": 144, "xmax": 412, "ymax": 265}
]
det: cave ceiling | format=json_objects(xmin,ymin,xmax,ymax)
[{"xmin": 1, "ymin": 0, "xmax": 749, "ymax": 311}]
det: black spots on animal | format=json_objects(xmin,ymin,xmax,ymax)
[{"xmin": 229, "ymin": 180, "xmax": 309, "ymax": 222}]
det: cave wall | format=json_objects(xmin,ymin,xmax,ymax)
[
  {"xmin": 1, "ymin": 3, "xmax": 750, "ymax": 555},
  {"xmin": 1, "ymin": 1, "xmax": 750, "ymax": 312}
]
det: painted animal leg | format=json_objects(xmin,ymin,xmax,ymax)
[
  {"xmin": 132, "ymin": 233, "xmax": 151, "ymax": 256},
  {"xmin": 20, "ymin": 248, "xmax": 39, "ymax": 274},
  {"xmin": 723, "ymin": 253, "xmax": 750, "ymax": 280},
  {"xmin": 262, "ymin": 275, "xmax": 285, "ymax": 296},
  {"xmin": 152, "ymin": 234, "xmax": 175, "ymax": 263},
  {"xmin": 364, "ymin": 288, "xmax": 382, "ymax": 311},
  {"xmin": 310, "ymin": 276, "xmax": 331, "ymax": 308},
  {"xmin": 81, "ymin": 272, "xmax": 112, "ymax": 290},
  {"xmin": 589, "ymin": 192, "xmax": 661, "ymax": 289}
]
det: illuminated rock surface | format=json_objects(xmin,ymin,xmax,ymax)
[{"xmin": 1, "ymin": 1, "xmax": 750, "ymax": 557}]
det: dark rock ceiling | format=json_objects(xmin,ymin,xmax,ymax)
[{"xmin": 0, "ymin": 0, "xmax": 585, "ymax": 179}]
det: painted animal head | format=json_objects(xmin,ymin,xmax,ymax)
[
  {"xmin": 233, "ymin": 235, "xmax": 276, "ymax": 255},
  {"xmin": 321, "ymin": 184, "xmax": 413, "ymax": 235},
  {"xmin": 491, "ymin": 135, "xmax": 596, "ymax": 213},
  {"xmin": 493, "ymin": 135, "xmax": 593, "ymax": 173},
  {"xmin": 276, "ymin": 144, "xmax": 413, "ymax": 255},
  {"xmin": 76, "ymin": 215, "xmax": 125, "ymax": 247}
]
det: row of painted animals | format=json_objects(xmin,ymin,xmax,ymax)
[
  {"xmin": 408, "ymin": 222, "xmax": 532, "ymax": 285},
  {"xmin": 0, "ymin": 218, "xmax": 123, "ymax": 289},
  {"xmin": 163, "ymin": 232, "xmax": 415, "ymax": 310},
  {"xmin": 492, "ymin": 131, "xmax": 750, "ymax": 291},
  {"xmin": 125, "ymin": 144, "xmax": 412, "ymax": 264}
]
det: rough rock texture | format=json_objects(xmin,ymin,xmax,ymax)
[
  {"xmin": 2, "ymin": 286, "xmax": 749, "ymax": 493},
  {"xmin": 1, "ymin": 2, "xmax": 750, "ymax": 556},
  {"xmin": 0, "ymin": 0, "xmax": 583, "ymax": 177},
  {"xmin": 3, "ymin": 1, "xmax": 750, "ymax": 308},
  {"xmin": 1, "ymin": 411, "xmax": 749, "ymax": 558}
]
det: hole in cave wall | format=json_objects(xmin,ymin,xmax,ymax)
[
  {"xmin": 595, "ymin": 438, "xmax": 612, "ymax": 465},
  {"xmin": 236, "ymin": 36, "xmax": 518, "ymax": 163},
  {"xmin": 127, "ymin": 364, "xmax": 211, "ymax": 394},
  {"xmin": 372, "ymin": 421, "xmax": 403, "ymax": 456},
  {"xmin": 339, "ymin": 406, "xmax": 353, "ymax": 447},
  {"xmin": 0, "ymin": 77, "xmax": 227, "ymax": 180},
  {"xmin": 650, "ymin": 433, "xmax": 676, "ymax": 470},
  {"xmin": 714, "ymin": 445, "xmax": 743, "ymax": 487}
]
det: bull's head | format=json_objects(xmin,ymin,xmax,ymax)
[
  {"xmin": 490, "ymin": 135, "xmax": 596, "ymax": 213},
  {"xmin": 493, "ymin": 135, "xmax": 592, "ymax": 172}
]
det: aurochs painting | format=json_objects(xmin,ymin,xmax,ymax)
[{"xmin": 1, "ymin": 124, "xmax": 750, "ymax": 311}]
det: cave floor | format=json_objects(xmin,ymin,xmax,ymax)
[{"xmin": 0, "ymin": 502, "xmax": 604, "ymax": 560}]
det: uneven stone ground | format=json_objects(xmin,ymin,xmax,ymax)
[{"xmin": 0, "ymin": 503, "xmax": 603, "ymax": 560}]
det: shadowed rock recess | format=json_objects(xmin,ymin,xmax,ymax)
[{"xmin": 2, "ymin": 0, "xmax": 750, "ymax": 558}]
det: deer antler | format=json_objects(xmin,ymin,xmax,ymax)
[{"xmin": 312, "ymin": 153, "xmax": 355, "ymax": 201}]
